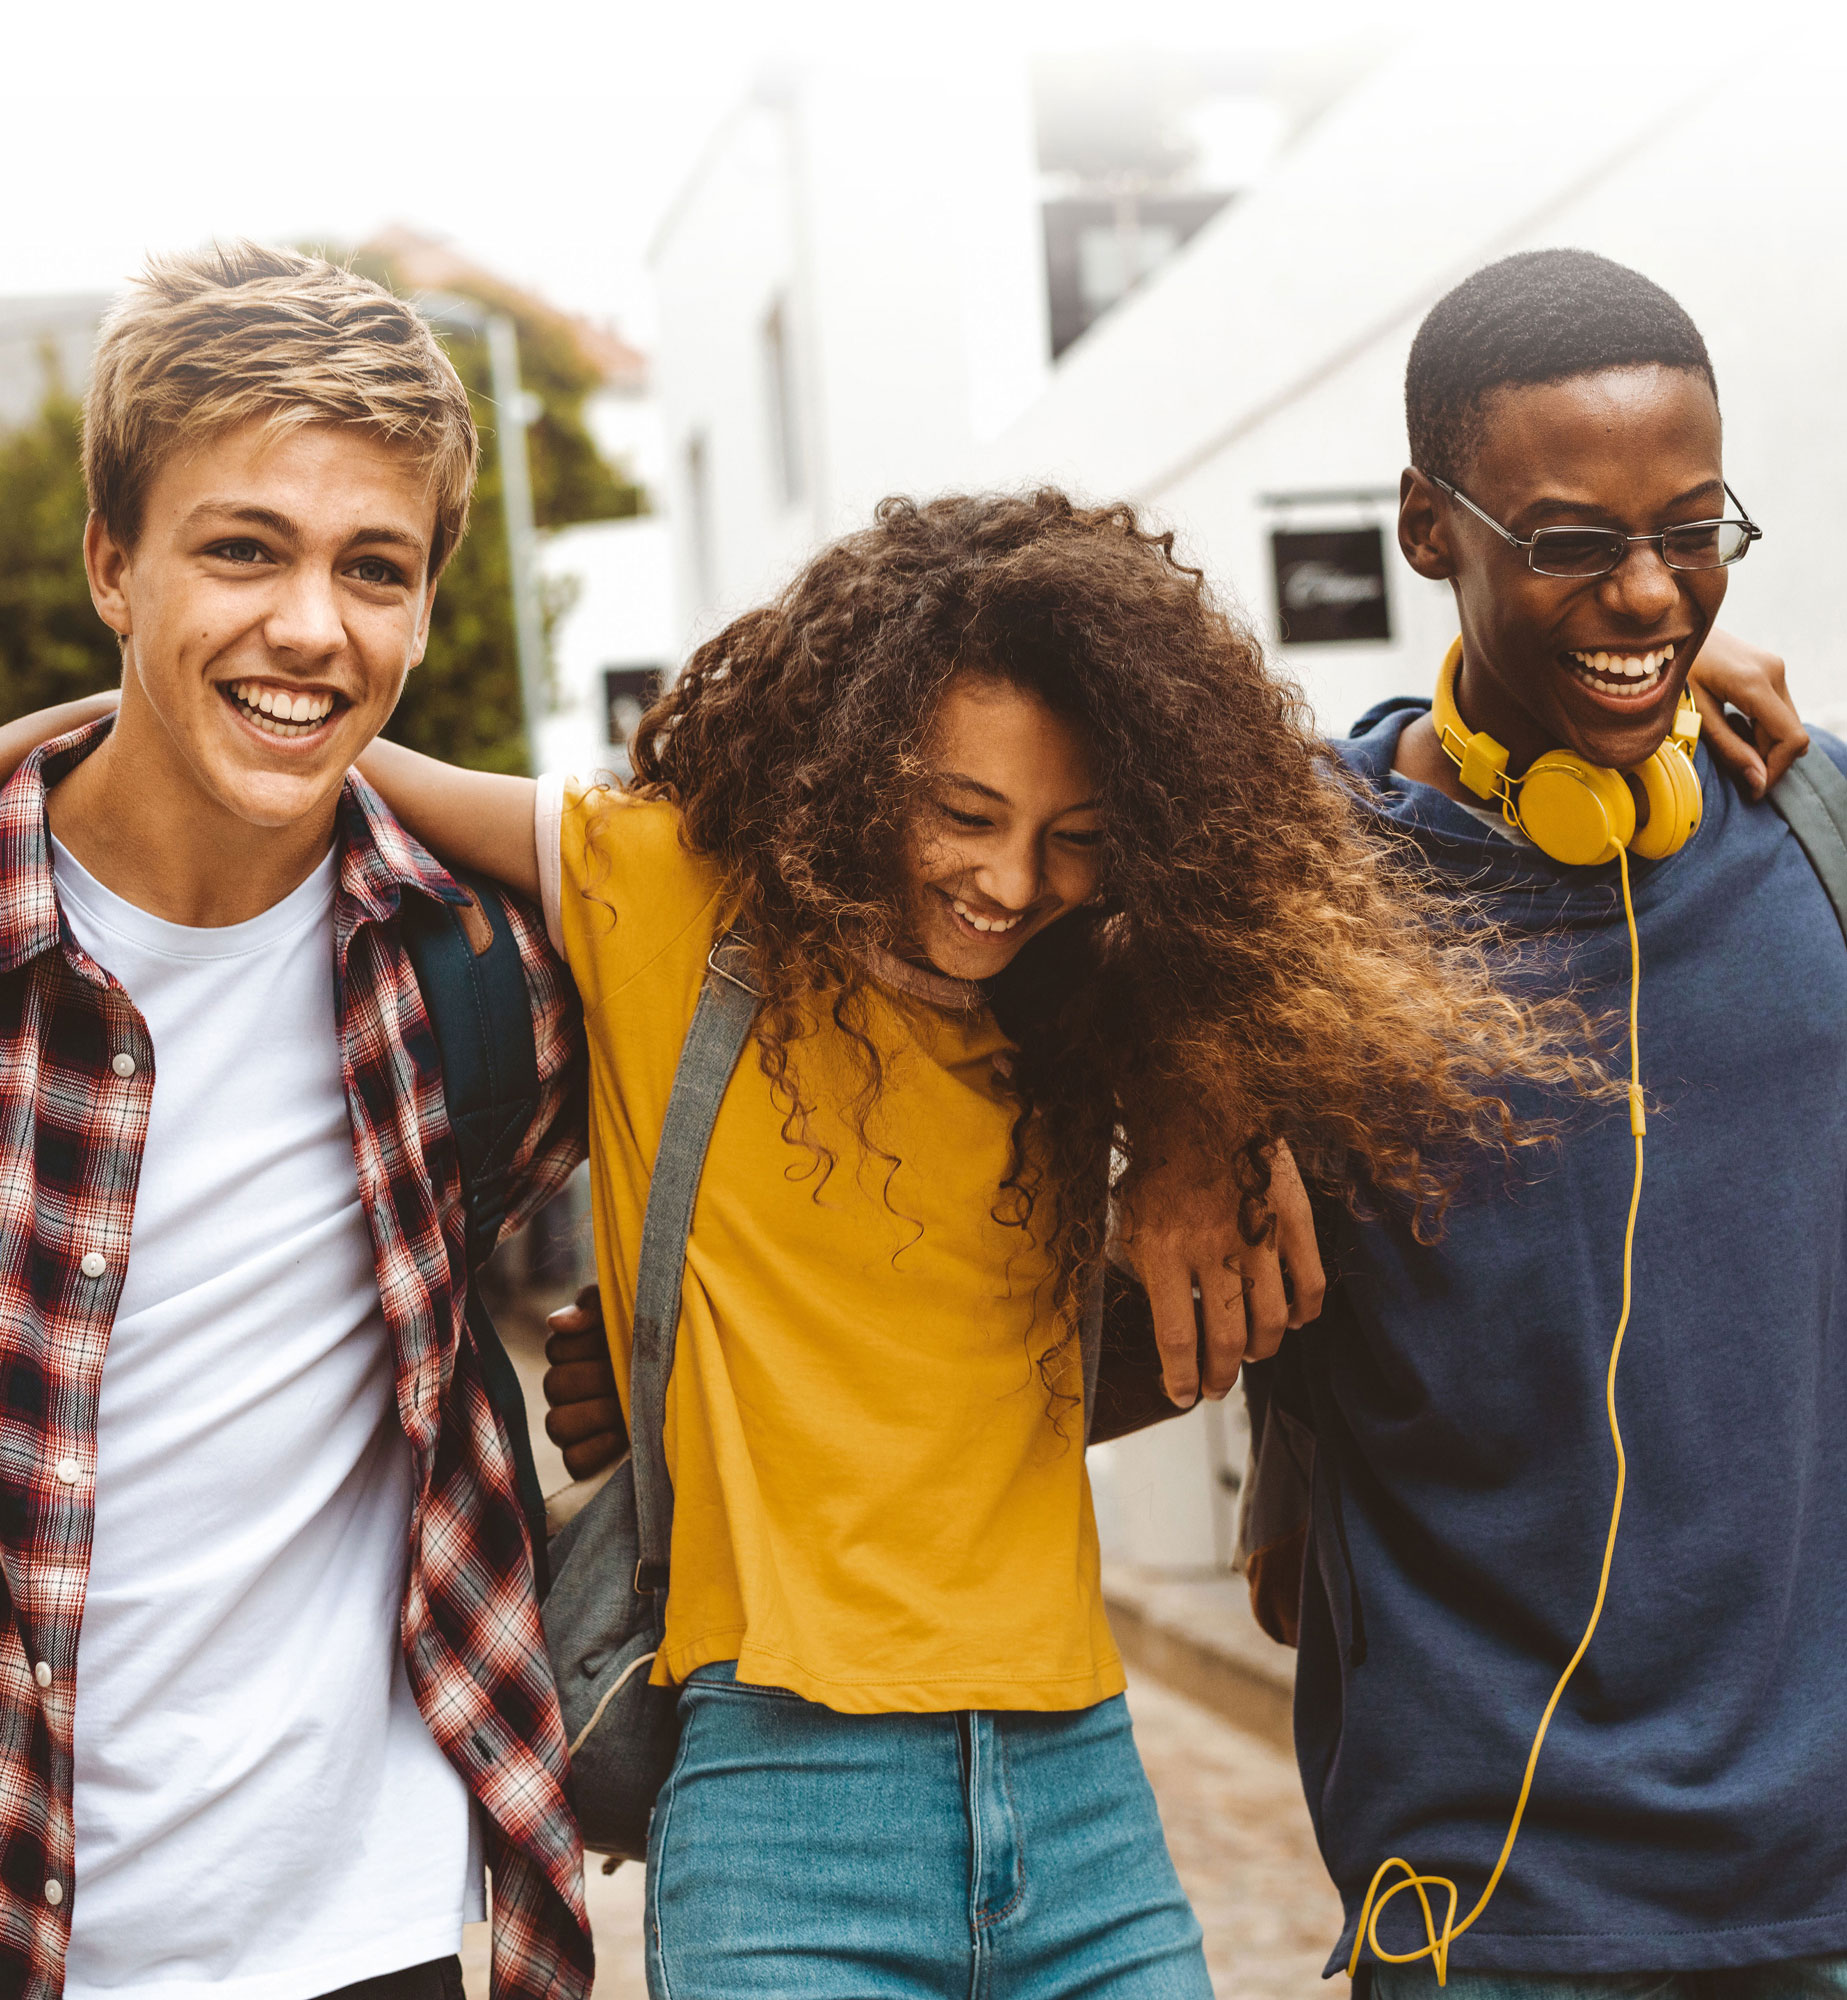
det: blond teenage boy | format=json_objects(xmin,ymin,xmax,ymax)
[{"xmin": 0, "ymin": 246, "xmax": 590, "ymax": 2000}]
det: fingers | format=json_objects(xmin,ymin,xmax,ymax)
[
  {"xmin": 1196, "ymin": 1263, "xmax": 1249, "ymax": 1401},
  {"xmin": 1268, "ymin": 1142, "xmax": 1326, "ymax": 1327},
  {"xmin": 561, "ymin": 1432, "xmax": 624, "ymax": 1480},
  {"xmin": 547, "ymin": 1285, "xmax": 604, "ymax": 1336},
  {"xmin": 1692, "ymin": 687, "xmax": 1769, "ymax": 799},
  {"xmin": 1138, "ymin": 1250, "xmax": 1202, "ymax": 1408},
  {"xmin": 1759, "ymin": 713, "xmax": 1811, "ymax": 792},
  {"xmin": 544, "ymin": 1358, "xmax": 617, "ymax": 1405},
  {"xmin": 544, "ymin": 1326, "xmax": 608, "ymax": 1368},
  {"xmin": 546, "ymin": 1396, "xmax": 623, "ymax": 1447},
  {"xmin": 1239, "ymin": 1246, "xmax": 1290, "ymax": 1367}
]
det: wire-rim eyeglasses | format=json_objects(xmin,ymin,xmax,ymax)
[{"xmin": 1421, "ymin": 471, "xmax": 1762, "ymax": 579}]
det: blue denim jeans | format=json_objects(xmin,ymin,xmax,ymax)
[
  {"xmin": 1371, "ymin": 1955, "xmax": 1847, "ymax": 2000},
  {"xmin": 645, "ymin": 1663, "xmax": 1212, "ymax": 1999}
]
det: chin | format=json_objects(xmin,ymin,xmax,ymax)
[
  {"xmin": 191, "ymin": 715, "xmax": 362, "ymax": 828},
  {"xmin": 202, "ymin": 760, "xmax": 352, "ymax": 831}
]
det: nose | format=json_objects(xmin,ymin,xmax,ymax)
[
  {"xmin": 1599, "ymin": 540, "xmax": 1683, "ymax": 627},
  {"xmin": 973, "ymin": 835, "xmax": 1042, "ymax": 915},
  {"xmin": 262, "ymin": 567, "xmax": 346, "ymax": 662}
]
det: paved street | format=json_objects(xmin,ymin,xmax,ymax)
[{"xmin": 462, "ymin": 1667, "xmax": 1340, "ymax": 1998}]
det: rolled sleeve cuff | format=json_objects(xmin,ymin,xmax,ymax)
[{"xmin": 534, "ymin": 771, "xmax": 570, "ymax": 956}]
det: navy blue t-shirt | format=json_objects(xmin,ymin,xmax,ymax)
[{"xmin": 1302, "ymin": 702, "xmax": 1847, "ymax": 1977}]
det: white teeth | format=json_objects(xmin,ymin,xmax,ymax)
[
  {"xmin": 225, "ymin": 683, "xmax": 337, "ymax": 737},
  {"xmin": 1569, "ymin": 641, "xmax": 1676, "ymax": 689},
  {"xmin": 951, "ymin": 898, "xmax": 1022, "ymax": 935}
]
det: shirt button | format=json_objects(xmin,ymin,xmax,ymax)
[
  {"xmin": 54, "ymin": 1458, "xmax": 80, "ymax": 1485},
  {"xmin": 43, "ymin": 1878, "xmax": 62, "ymax": 1907},
  {"xmin": 79, "ymin": 1251, "xmax": 107, "ymax": 1280},
  {"xmin": 111, "ymin": 1052, "xmax": 137, "ymax": 1078},
  {"xmin": 33, "ymin": 1662, "xmax": 51, "ymax": 1689}
]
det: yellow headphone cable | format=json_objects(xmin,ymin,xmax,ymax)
[{"xmin": 1347, "ymin": 841, "xmax": 1649, "ymax": 1986}]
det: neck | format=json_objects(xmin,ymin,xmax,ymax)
[
  {"xmin": 1394, "ymin": 636, "xmax": 1548, "ymax": 802},
  {"xmin": 1451, "ymin": 643, "xmax": 1553, "ymax": 777},
  {"xmin": 46, "ymin": 678, "xmax": 340, "ymax": 927}
]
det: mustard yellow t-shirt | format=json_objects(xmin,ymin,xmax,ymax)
[{"xmin": 550, "ymin": 787, "xmax": 1122, "ymax": 1713}]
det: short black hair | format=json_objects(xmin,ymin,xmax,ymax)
[{"xmin": 1406, "ymin": 249, "xmax": 1717, "ymax": 484}]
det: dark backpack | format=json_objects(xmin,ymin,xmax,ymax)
[{"xmin": 398, "ymin": 872, "xmax": 559, "ymax": 1592}]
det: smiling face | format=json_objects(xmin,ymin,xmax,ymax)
[
  {"xmin": 900, "ymin": 674, "xmax": 1105, "ymax": 981},
  {"xmin": 85, "ymin": 417, "xmax": 438, "ymax": 831},
  {"xmin": 1401, "ymin": 364, "xmax": 1728, "ymax": 774}
]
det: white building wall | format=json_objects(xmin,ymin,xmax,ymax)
[
  {"xmin": 536, "ymin": 515, "xmax": 677, "ymax": 778},
  {"xmin": 649, "ymin": 61, "xmax": 1049, "ymax": 650},
  {"xmin": 973, "ymin": 44, "xmax": 1847, "ymax": 730},
  {"xmin": 651, "ymin": 99, "xmax": 817, "ymax": 643}
]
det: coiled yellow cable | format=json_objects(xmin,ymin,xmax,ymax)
[{"xmin": 1348, "ymin": 845, "xmax": 1647, "ymax": 1988}]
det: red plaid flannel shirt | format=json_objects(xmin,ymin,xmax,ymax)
[{"xmin": 0, "ymin": 724, "xmax": 592, "ymax": 1998}]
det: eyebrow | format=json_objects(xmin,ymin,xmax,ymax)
[
  {"xmin": 185, "ymin": 501, "xmax": 428, "ymax": 554},
  {"xmin": 938, "ymin": 771, "xmax": 1103, "ymax": 813},
  {"xmin": 1520, "ymin": 477, "xmax": 1725, "ymax": 521}
]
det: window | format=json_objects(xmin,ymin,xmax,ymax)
[
  {"xmin": 684, "ymin": 429, "xmax": 714, "ymax": 610},
  {"xmin": 761, "ymin": 296, "xmax": 805, "ymax": 506},
  {"xmin": 603, "ymin": 665, "xmax": 667, "ymax": 772}
]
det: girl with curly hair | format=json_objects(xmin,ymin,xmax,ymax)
[{"xmin": 350, "ymin": 487, "xmax": 1690, "ymax": 1997}]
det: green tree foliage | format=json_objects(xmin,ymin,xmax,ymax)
[
  {"xmin": 0, "ymin": 263, "xmax": 644, "ymax": 771},
  {"xmin": 0, "ymin": 386, "xmax": 121, "ymax": 719},
  {"xmin": 352, "ymin": 246, "xmax": 646, "ymax": 772}
]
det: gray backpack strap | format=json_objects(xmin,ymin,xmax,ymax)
[
  {"xmin": 628, "ymin": 931, "xmax": 759, "ymax": 1597},
  {"xmin": 1770, "ymin": 754, "xmax": 1847, "ymax": 946}
]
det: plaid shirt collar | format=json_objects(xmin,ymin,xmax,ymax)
[{"xmin": 0, "ymin": 717, "xmax": 469, "ymax": 969}]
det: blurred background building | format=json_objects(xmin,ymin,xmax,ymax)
[{"xmin": 646, "ymin": 41, "xmax": 1847, "ymax": 742}]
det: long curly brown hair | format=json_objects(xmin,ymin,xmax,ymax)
[{"xmin": 621, "ymin": 489, "xmax": 1596, "ymax": 1316}]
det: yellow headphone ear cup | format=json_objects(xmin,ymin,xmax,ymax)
[
  {"xmin": 1515, "ymin": 753, "xmax": 1637, "ymax": 866},
  {"xmin": 1626, "ymin": 744, "xmax": 1703, "ymax": 861}
]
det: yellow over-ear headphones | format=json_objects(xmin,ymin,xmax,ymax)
[{"xmin": 1431, "ymin": 638, "xmax": 1703, "ymax": 865}]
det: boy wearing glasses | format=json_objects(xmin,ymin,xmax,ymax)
[{"xmin": 1296, "ymin": 249, "xmax": 1846, "ymax": 1997}]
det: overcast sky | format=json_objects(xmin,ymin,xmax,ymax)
[
  {"xmin": 5, "ymin": 0, "xmax": 1813, "ymax": 344},
  {"xmin": 1, "ymin": 0, "xmax": 1410, "ymax": 341}
]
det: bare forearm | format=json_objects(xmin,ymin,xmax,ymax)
[
  {"xmin": 356, "ymin": 737, "xmax": 541, "ymax": 900},
  {"xmin": 0, "ymin": 692, "xmax": 119, "ymax": 782}
]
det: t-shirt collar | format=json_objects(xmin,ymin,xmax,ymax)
[{"xmin": 0, "ymin": 716, "xmax": 470, "ymax": 978}]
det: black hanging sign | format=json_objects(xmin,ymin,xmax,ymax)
[
  {"xmin": 603, "ymin": 665, "xmax": 665, "ymax": 750},
  {"xmin": 1271, "ymin": 526, "xmax": 1391, "ymax": 644}
]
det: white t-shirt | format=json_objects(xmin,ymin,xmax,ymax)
[{"xmin": 53, "ymin": 839, "xmax": 483, "ymax": 2000}]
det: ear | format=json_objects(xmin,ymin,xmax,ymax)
[
  {"xmin": 409, "ymin": 572, "xmax": 439, "ymax": 669},
  {"xmin": 1397, "ymin": 468, "xmax": 1456, "ymax": 582},
  {"xmin": 84, "ymin": 512, "xmax": 135, "ymax": 640}
]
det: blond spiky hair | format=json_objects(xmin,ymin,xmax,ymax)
[{"xmin": 83, "ymin": 241, "xmax": 478, "ymax": 576}]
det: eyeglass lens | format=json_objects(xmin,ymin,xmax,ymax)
[{"xmin": 1528, "ymin": 521, "xmax": 1754, "ymax": 578}]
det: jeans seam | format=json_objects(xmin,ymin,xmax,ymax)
[
  {"xmin": 966, "ymin": 1714, "xmax": 988, "ymax": 1996},
  {"xmin": 984, "ymin": 1726, "xmax": 1028, "ymax": 1927},
  {"xmin": 646, "ymin": 1708, "xmax": 700, "ymax": 2000}
]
